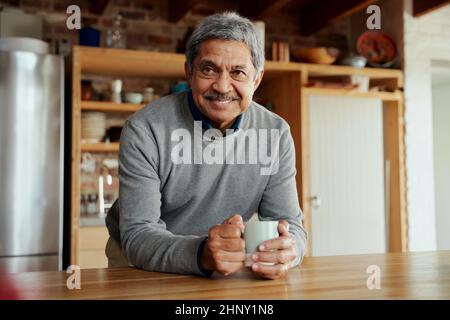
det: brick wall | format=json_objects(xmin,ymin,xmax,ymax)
[
  {"xmin": 0, "ymin": 0, "xmax": 351, "ymax": 57},
  {"xmin": 0, "ymin": 0, "xmax": 354, "ymax": 98}
]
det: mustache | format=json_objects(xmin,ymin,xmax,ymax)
[{"xmin": 203, "ymin": 92, "xmax": 241, "ymax": 101}]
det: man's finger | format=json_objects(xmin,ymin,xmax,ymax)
[
  {"xmin": 209, "ymin": 237, "xmax": 245, "ymax": 252},
  {"xmin": 251, "ymin": 263, "xmax": 289, "ymax": 278},
  {"xmin": 252, "ymin": 249, "xmax": 296, "ymax": 264},
  {"xmin": 212, "ymin": 250, "xmax": 246, "ymax": 263},
  {"xmin": 259, "ymin": 236, "xmax": 295, "ymax": 251},
  {"xmin": 278, "ymin": 220, "xmax": 289, "ymax": 236},
  {"xmin": 218, "ymin": 224, "xmax": 243, "ymax": 239},
  {"xmin": 224, "ymin": 214, "xmax": 243, "ymax": 225},
  {"xmin": 224, "ymin": 214, "xmax": 244, "ymax": 232},
  {"xmin": 215, "ymin": 261, "xmax": 245, "ymax": 276}
]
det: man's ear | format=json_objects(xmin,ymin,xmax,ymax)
[
  {"xmin": 253, "ymin": 69, "xmax": 264, "ymax": 91},
  {"xmin": 184, "ymin": 62, "xmax": 192, "ymax": 87}
]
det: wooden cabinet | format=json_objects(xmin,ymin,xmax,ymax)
[
  {"xmin": 71, "ymin": 46, "xmax": 407, "ymax": 266},
  {"xmin": 78, "ymin": 226, "xmax": 109, "ymax": 269}
]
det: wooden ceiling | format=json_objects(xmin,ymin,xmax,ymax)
[
  {"xmin": 413, "ymin": 0, "xmax": 450, "ymax": 17},
  {"xmin": 91, "ymin": 0, "xmax": 450, "ymax": 35},
  {"xmin": 169, "ymin": 0, "xmax": 381, "ymax": 36}
]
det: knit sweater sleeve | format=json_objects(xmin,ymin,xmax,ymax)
[{"xmin": 118, "ymin": 120, "xmax": 208, "ymax": 276}]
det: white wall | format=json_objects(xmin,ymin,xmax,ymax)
[
  {"xmin": 431, "ymin": 80, "xmax": 450, "ymax": 250},
  {"xmin": 402, "ymin": 1, "xmax": 450, "ymax": 250}
]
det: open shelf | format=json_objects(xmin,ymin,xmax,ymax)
[
  {"xmin": 81, "ymin": 100, "xmax": 145, "ymax": 112},
  {"xmin": 301, "ymin": 87, "xmax": 403, "ymax": 101},
  {"xmin": 81, "ymin": 142, "xmax": 120, "ymax": 153},
  {"xmin": 78, "ymin": 46, "xmax": 186, "ymax": 78},
  {"xmin": 303, "ymin": 63, "xmax": 403, "ymax": 79}
]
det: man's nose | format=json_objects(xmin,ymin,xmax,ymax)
[{"xmin": 212, "ymin": 72, "xmax": 232, "ymax": 93}]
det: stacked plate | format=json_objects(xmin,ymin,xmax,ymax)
[{"xmin": 81, "ymin": 112, "xmax": 106, "ymax": 143}]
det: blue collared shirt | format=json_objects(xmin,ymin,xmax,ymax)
[{"xmin": 187, "ymin": 90, "xmax": 242, "ymax": 135}]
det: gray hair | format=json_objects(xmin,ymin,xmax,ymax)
[{"xmin": 185, "ymin": 11, "xmax": 265, "ymax": 78}]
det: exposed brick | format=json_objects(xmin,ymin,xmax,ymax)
[
  {"xmin": 101, "ymin": 18, "xmax": 128, "ymax": 29},
  {"xmin": 53, "ymin": 0, "xmax": 92, "ymax": 15},
  {"xmin": 0, "ymin": 0, "xmax": 20, "ymax": 6},
  {"xmin": 132, "ymin": 0, "xmax": 154, "ymax": 11},
  {"xmin": 292, "ymin": 37, "xmax": 315, "ymax": 47},
  {"xmin": 52, "ymin": 23, "xmax": 73, "ymax": 34},
  {"xmin": 114, "ymin": 0, "xmax": 131, "ymax": 6},
  {"xmin": 21, "ymin": 0, "xmax": 51, "ymax": 10},
  {"xmin": 119, "ymin": 9, "xmax": 146, "ymax": 20},
  {"xmin": 146, "ymin": 10, "xmax": 166, "ymax": 22},
  {"xmin": 81, "ymin": 16, "xmax": 99, "ymax": 27},
  {"xmin": 1, "ymin": 0, "xmax": 351, "ymax": 58},
  {"xmin": 190, "ymin": 7, "xmax": 215, "ymax": 16},
  {"xmin": 147, "ymin": 34, "xmax": 173, "ymax": 45},
  {"xmin": 53, "ymin": 0, "xmax": 82, "ymax": 11},
  {"xmin": 101, "ymin": 18, "xmax": 113, "ymax": 28},
  {"xmin": 126, "ymin": 32, "xmax": 147, "ymax": 43}
]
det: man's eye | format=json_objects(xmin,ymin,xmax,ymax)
[
  {"xmin": 202, "ymin": 67, "xmax": 214, "ymax": 74},
  {"xmin": 233, "ymin": 70, "xmax": 246, "ymax": 78}
]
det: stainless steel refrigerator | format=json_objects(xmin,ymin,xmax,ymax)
[{"xmin": 0, "ymin": 37, "xmax": 64, "ymax": 272}]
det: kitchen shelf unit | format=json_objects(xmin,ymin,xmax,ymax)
[
  {"xmin": 71, "ymin": 45, "xmax": 407, "ymax": 267},
  {"xmin": 81, "ymin": 142, "xmax": 120, "ymax": 153},
  {"xmin": 81, "ymin": 100, "xmax": 145, "ymax": 112}
]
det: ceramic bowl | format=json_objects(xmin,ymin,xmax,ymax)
[{"xmin": 124, "ymin": 92, "xmax": 143, "ymax": 104}]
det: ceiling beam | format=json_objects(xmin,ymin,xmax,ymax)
[
  {"xmin": 240, "ymin": 0, "xmax": 293, "ymax": 20},
  {"xmin": 298, "ymin": 0, "xmax": 379, "ymax": 36},
  {"xmin": 168, "ymin": 0, "xmax": 201, "ymax": 23},
  {"xmin": 91, "ymin": 0, "xmax": 111, "ymax": 15},
  {"xmin": 413, "ymin": 0, "xmax": 450, "ymax": 17}
]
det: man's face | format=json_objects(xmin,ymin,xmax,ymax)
[{"xmin": 185, "ymin": 39, "xmax": 264, "ymax": 131}]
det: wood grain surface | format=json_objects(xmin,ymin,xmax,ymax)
[{"xmin": 9, "ymin": 251, "xmax": 450, "ymax": 300}]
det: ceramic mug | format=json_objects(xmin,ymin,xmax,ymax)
[{"xmin": 243, "ymin": 219, "xmax": 279, "ymax": 267}]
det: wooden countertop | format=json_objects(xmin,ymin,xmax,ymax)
[{"xmin": 10, "ymin": 251, "xmax": 450, "ymax": 299}]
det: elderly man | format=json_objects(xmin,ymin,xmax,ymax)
[{"xmin": 105, "ymin": 12, "xmax": 307, "ymax": 280}]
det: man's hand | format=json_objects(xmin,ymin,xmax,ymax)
[
  {"xmin": 250, "ymin": 220, "xmax": 297, "ymax": 280},
  {"xmin": 201, "ymin": 214, "xmax": 246, "ymax": 276}
]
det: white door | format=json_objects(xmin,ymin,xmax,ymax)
[
  {"xmin": 431, "ymin": 65, "xmax": 450, "ymax": 250},
  {"xmin": 309, "ymin": 95, "xmax": 386, "ymax": 256}
]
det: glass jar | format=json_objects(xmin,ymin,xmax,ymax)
[{"xmin": 106, "ymin": 15, "xmax": 126, "ymax": 49}]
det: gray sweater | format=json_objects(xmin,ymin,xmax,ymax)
[{"xmin": 106, "ymin": 91, "xmax": 307, "ymax": 276}]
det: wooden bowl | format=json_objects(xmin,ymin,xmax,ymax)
[{"xmin": 291, "ymin": 47, "xmax": 339, "ymax": 64}]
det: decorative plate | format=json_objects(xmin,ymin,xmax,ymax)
[{"xmin": 357, "ymin": 31, "xmax": 397, "ymax": 67}]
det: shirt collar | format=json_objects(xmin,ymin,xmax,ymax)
[{"xmin": 187, "ymin": 90, "xmax": 242, "ymax": 135}]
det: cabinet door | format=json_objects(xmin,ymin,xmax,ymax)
[
  {"xmin": 309, "ymin": 95, "xmax": 387, "ymax": 256},
  {"xmin": 78, "ymin": 226, "xmax": 109, "ymax": 269}
]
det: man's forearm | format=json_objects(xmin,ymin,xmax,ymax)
[{"xmin": 121, "ymin": 225, "xmax": 207, "ymax": 276}]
